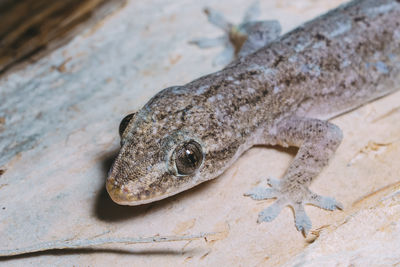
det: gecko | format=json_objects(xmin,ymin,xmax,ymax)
[{"xmin": 106, "ymin": 0, "xmax": 400, "ymax": 235}]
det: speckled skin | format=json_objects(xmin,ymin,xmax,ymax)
[{"xmin": 107, "ymin": 0, "xmax": 400, "ymax": 234}]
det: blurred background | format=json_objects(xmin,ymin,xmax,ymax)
[{"xmin": 0, "ymin": 0, "xmax": 125, "ymax": 75}]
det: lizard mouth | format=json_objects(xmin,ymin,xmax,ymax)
[{"xmin": 106, "ymin": 177, "xmax": 167, "ymax": 206}]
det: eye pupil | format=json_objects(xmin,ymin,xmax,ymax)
[{"xmin": 174, "ymin": 141, "xmax": 203, "ymax": 176}]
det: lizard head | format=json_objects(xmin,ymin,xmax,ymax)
[{"xmin": 106, "ymin": 86, "xmax": 222, "ymax": 205}]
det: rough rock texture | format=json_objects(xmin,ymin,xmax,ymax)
[
  {"xmin": 1, "ymin": 0, "xmax": 399, "ymax": 266},
  {"xmin": 283, "ymin": 182, "xmax": 400, "ymax": 267}
]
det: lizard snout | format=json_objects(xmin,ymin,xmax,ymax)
[{"xmin": 106, "ymin": 176, "xmax": 163, "ymax": 206}]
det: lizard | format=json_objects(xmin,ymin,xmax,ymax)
[{"xmin": 106, "ymin": 0, "xmax": 400, "ymax": 235}]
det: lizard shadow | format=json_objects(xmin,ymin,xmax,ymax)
[
  {"xmin": 93, "ymin": 144, "xmax": 298, "ymax": 223},
  {"xmin": 0, "ymin": 247, "xmax": 202, "ymax": 261},
  {"xmin": 93, "ymin": 148, "xmax": 216, "ymax": 223}
]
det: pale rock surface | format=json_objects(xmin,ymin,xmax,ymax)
[
  {"xmin": 1, "ymin": 0, "xmax": 400, "ymax": 266},
  {"xmin": 283, "ymin": 182, "xmax": 400, "ymax": 267}
]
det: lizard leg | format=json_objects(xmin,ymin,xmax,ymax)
[
  {"xmin": 188, "ymin": 4, "xmax": 234, "ymax": 66},
  {"xmin": 189, "ymin": 1, "xmax": 281, "ymax": 65},
  {"xmin": 245, "ymin": 116, "xmax": 343, "ymax": 235},
  {"xmin": 236, "ymin": 0, "xmax": 281, "ymax": 58},
  {"xmin": 237, "ymin": 20, "xmax": 281, "ymax": 58}
]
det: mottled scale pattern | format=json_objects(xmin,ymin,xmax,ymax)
[{"xmin": 107, "ymin": 0, "xmax": 400, "ymax": 234}]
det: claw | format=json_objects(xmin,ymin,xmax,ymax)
[{"xmin": 293, "ymin": 204, "xmax": 312, "ymax": 236}]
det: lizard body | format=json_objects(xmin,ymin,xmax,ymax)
[{"xmin": 107, "ymin": 0, "xmax": 400, "ymax": 234}]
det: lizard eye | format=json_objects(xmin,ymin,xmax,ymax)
[
  {"xmin": 119, "ymin": 113, "xmax": 136, "ymax": 138},
  {"xmin": 173, "ymin": 140, "xmax": 203, "ymax": 176}
]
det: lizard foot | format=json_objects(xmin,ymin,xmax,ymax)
[
  {"xmin": 245, "ymin": 177, "xmax": 343, "ymax": 236},
  {"xmin": 189, "ymin": 1, "xmax": 264, "ymax": 66}
]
